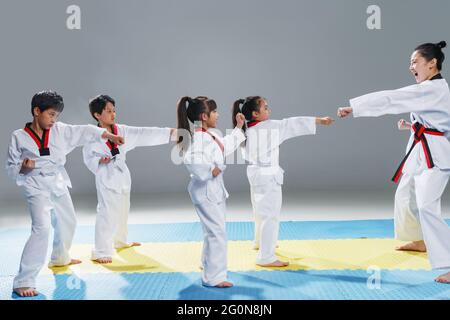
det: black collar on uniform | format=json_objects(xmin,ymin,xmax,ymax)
[{"xmin": 430, "ymin": 73, "xmax": 443, "ymax": 81}]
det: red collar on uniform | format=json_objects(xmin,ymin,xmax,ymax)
[
  {"xmin": 194, "ymin": 127, "xmax": 224, "ymax": 153},
  {"xmin": 247, "ymin": 120, "xmax": 262, "ymax": 128},
  {"xmin": 101, "ymin": 124, "xmax": 120, "ymax": 157},
  {"xmin": 24, "ymin": 123, "xmax": 50, "ymax": 156}
]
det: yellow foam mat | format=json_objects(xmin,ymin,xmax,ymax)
[{"xmin": 45, "ymin": 239, "xmax": 431, "ymax": 275}]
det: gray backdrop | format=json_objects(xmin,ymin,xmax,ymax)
[{"xmin": 1, "ymin": 0, "xmax": 450, "ymax": 201}]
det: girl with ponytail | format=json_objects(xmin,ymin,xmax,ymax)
[
  {"xmin": 233, "ymin": 96, "xmax": 335, "ymax": 267},
  {"xmin": 176, "ymin": 96, "xmax": 246, "ymax": 288},
  {"xmin": 338, "ymin": 41, "xmax": 450, "ymax": 284}
]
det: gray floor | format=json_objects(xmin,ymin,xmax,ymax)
[{"xmin": 1, "ymin": 189, "xmax": 450, "ymax": 229}]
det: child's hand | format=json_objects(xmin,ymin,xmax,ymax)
[
  {"xmin": 398, "ymin": 119, "xmax": 412, "ymax": 131},
  {"xmin": 337, "ymin": 107, "xmax": 353, "ymax": 118},
  {"xmin": 170, "ymin": 128, "xmax": 178, "ymax": 140},
  {"xmin": 111, "ymin": 135, "xmax": 125, "ymax": 145},
  {"xmin": 99, "ymin": 157, "xmax": 111, "ymax": 165},
  {"xmin": 316, "ymin": 117, "xmax": 335, "ymax": 126},
  {"xmin": 212, "ymin": 166, "xmax": 222, "ymax": 177},
  {"xmin": 20, "ymin": 158, "xmax": 35, "ymax": 174},
  {"xmin": 102, "ymin": 131, "xmax": 125, "ymax": 145},
  {"xmin": 235, "ymin": 113, "xmax": 246, "ymax": 129}
]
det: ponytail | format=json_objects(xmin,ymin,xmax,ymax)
[
  {"xmin": 176, "ymin": 95, "xmax": 217, "ymax": 151},
  {"xmin": 176, "ymin": 96, "xmax": 192, "ymax": 150},
  {"xmin": 232, "ymin": 99, "xmax": 247, "ymax": 133}
]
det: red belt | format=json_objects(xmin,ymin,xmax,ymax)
[{"xmin": 392, "ymin": 122, "xmax": 444, "ymax": 183}]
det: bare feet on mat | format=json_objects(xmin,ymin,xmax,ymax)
[
  {"xmin": 69, "ymin": 259, "xmax": 82, "ymax": 265},
  {"xmin": 395, "ymin": 241, "xmax": 426, "ymax": 252},
  {"xmin": 50, "ymin": 258, "xmax": 82, "ymax": 267},
  {"xmin": 13, "ymin": 287, "xmax": 38, "ymax": 297},
  {"xmin": 257, "ymin": 260, "xmax": 289, "ymax": 267},
  {"xmin": 215, "ymin": 281, "xmax": 233, "ymax": 288},
  {"xmin": 253, "ymin": 244, "xmax": 279, "ymax": 250},
  {"xmin": 93, "ymin": 257, "xmax": 113, "ymax": 264},
  {"xmin": 129, "ymin": 242, "xmax": 141, "ymax": 247},
  {"xmin": 435, "ymin": 271, "xmax": 450, "ymax": 284}
]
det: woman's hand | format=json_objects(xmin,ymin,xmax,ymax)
[
  {"xmin": 397, "ymin": 119, "xmax": 412, "ymax": 131},
  {"xmin": 337, "ymin": 107, "xmax": 353, "ymax": 118}
]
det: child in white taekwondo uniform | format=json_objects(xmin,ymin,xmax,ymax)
[
  {"xmin": 5, "ymin": 91, "xmax": 125, "ymax": 297},
  {"xmin": 338, "ymin": 41, "xmax": 450, "ymax": 284},
  {"xmin": 176, "ymin": 96, "xmax": 246, "ymax": 288},
  {"xmin": 82, "ymin": 95, "xmax": 175, "ymax": 264},
  {"xmin": 233, "ymin": 96, "xmax": 334, "ymax": 267}
]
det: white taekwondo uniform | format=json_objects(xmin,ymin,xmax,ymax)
[
  {"xmin": 82, "ymin": 124, "xmax": 171, "ymax": 260},
  {"xmin": 242, "ymin": 117, "xmax": 316, "ymax": 264},
  {"xmin": 350, "ymin": 74, "xmax": 450, "ymax": 269},
  {"xmin": 6, "ymin": 122, "xmax": 108, "ymax": 289},
  {"xmin": 183, "ymin": 127, "xmax": 245, "ymax": 286}
]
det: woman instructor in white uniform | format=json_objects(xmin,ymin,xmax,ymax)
[{"xmin": 338, "ymin": 41, "xmax": 450, "ymax": 284}]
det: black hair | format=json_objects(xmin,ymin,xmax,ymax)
[
  {"xmin": 89, "ymin": 94, "xmax": 116, "ymax": 121},
  {"xmin": 31, "ymin": 90, "xmax": 64, "ymax": 116},
  {"xmin": 415, "ymin": 41, "xmax": 447, "ymax": 71},
  {"xmin": 176, "ymin": 96, "xmax": 217, "ymax": 149},
  {"xmin": 232, "ymin": 96, "xmax": 264, "ymax": 134}
]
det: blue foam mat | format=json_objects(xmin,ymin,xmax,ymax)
[
  {"xmin": 0, "ymin": 219, "xmax": 404, "ymax": 246},
  {"xmin": 2, "ymin": 219, "xmax": 450, "ymax": 300},
  {"xmin": 1, "ymin": 270, "xmax": 449, "ymax": 300}
]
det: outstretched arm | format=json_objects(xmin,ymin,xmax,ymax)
[
  {"xmin": 59, "ymin": 122, "xmax": 124, "ymax": 153},
  {"xmin": 123, "ymin": 125, "xmax": 172, "ymax": 149},
  {"xmin": 344, "ymin": 81, "xmax": 442, "ymax": 118},
  {"xmin": 276, "ymin": 116, "xmax": 318, "ymax": 144}
]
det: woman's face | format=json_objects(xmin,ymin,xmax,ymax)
[{"xmin": 410, "ymin": 50, "xmax": 438, "ymax": 83}]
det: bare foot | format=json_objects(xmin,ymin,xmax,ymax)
[
  {"xmin": 435, "ymin": 271, "xmax": 450, "ymax": 284},
  {"xmin": 396, "ymin": 241, "xmax": 426, "ymax": 252},
  {"xmin": 257, "ymin": 260, "xmax": 289, "ymax": 267},
  {"xmin": 253, "ymin": 244, "xmax": 279, "ymax": 250},
  {"xmin": 129, "ymin": 242, "xmax": 141, "ymax": 247},
  {"xmin": 13, "ymin": 287, "xmax": 38, "ymax": 297},
  {"xmin": 93, "ymin": 257, "xmax": 113, "ymax": 264},
  {"xmin": 49, "ymin": 259, "xmax": 82, "ymax": 267},
  {"xmin": 215, "ymin": 281, "xmax": 233, "ymax": 288},
  {"xmin": 117, "ymin": 242, "xmax": 142, "ymax": 250},
  {"xmin": 69, "ymin": 259, "xmax": 82, "ymax": 265}
]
